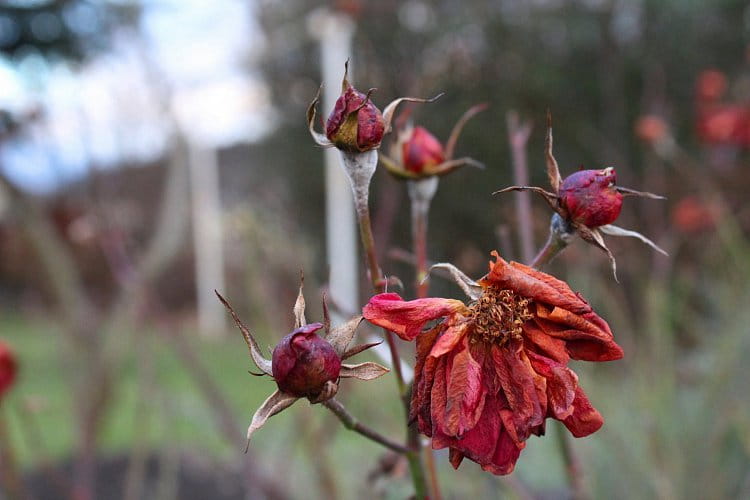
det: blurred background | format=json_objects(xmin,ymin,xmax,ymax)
[{"xmin": 1, "ymin": 0, "xmax": 749, "ymax": 499}]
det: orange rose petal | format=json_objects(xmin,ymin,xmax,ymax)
[{"xmin": 363, "ymin": 293, "xmax": 467, "ymax": 340}]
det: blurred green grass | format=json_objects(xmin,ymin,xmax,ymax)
[{"xmin": 2, "ymin": 217, "xmax": 750, "ymax": 499}]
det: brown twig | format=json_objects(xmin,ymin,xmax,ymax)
[
  {"xmin": 323, "ymin": 399, "xmax": 411, "ymax": 455},
  {"xmin": 507, "ymin": 111, "xmax": 535, "ymax": 264}
]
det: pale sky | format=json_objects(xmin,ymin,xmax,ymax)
[{"xmin": 0, "ymin": 0, "xmax": 276, "ymax": 193}]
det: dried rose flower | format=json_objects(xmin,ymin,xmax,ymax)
[
  {"xmin": 379, "ymin": 104, "xmax": 487, "ymax": 179},
  {"xmin": 495, "ymin": 111, "xmax": 667, "ymax": 278},
  {"xmin": 216, "ymin": 280, "xmax": 388, "ymax": 446},
  {"xmin": 308, "ymin": 61, "xmax": 442, "ymax": 153},
  {"xmin": 363, "ymin": 252, "xmax": 622, "ymax": 475},
  {"xmin": 0, "ymin": 341, "xmax": 17, "ymax": 400}
]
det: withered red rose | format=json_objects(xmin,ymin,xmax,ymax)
[{"xmin": 363, "ymin": 251, "xmax": 622, "ymax": 475}]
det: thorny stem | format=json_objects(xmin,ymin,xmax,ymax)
[
  {"xmin": 407, "ymin": 177, "xmax": 443, "ymax": 500},
  {"xmin": 340, "ymin": 150, "xmax": 428, "ymax": 500},
  {"xmin": 529, "ymin": 214, "xmax": 587, "ymax": 500},
  {"xmin": 323, "ymin": 399, "xmax": 411, "ymax": 454}
]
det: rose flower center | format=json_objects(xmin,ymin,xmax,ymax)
[{"xmin": 469, "ymin": 287, "xmax": 533, "ymax": 346}]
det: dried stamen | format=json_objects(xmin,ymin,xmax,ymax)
[{"xmin": 469, "ymin": 287, "xmax": 532, "ymax": 346}]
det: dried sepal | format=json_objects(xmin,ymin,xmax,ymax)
[
  {"xmin": 444, "ymin": 102, "xmax": 488, "ymax": 160},
  {"xmin": 309, "ymin": 380, "xmax": 339, "ymax": 404},
  {"xmin": 493, "ymin": 185, "xmax": 560, "ymax": 213},
  {"xmin": 293, "ymin": 272, "xmax": 306, "ymax": 329},
  {"xmin": 215, "ymin": 290, "xmax": 273, "ymax": 376},
  {"xmin": 426, "ymin": 262, "xmax": 483, "ymax": 300},
  {"xmin": 342, "ymin": 341, "xmax": 382, "ymax": 360},
  {"xmin": 340, "ymin": 361, "xmax": 390, "ymax": 380},
  {"xmin": 382, "ymin": 93, "xmax": 444, "ymax": 135},
  {"xmin": 325, "ymin": 315, "xmax": 364, "ymax": 357},
  {"xmin": 321, "ymin": 292, "xmax": 331, "ymax": 336},
  {"xmin": 245, "ymin": 390, "xmax": 298, "ymax": 450},
  {"xmin": 424, "ymin": 157, "xmax": 485, "ymax": 177},
  {"xmin": 599, "ymin": 224, "xmax": 669, "ymax": 256},
  {"xmin": 307, "ymin": 86, "xmax": 334, "ymax": 148},
  {"xmin": 379, "ymin": 152, "xmax": 419, "ymax": 179},
  {"xmin": 575, "ymin": 224, "xmax": 618, "ymax": 281},
  {"xmin": 545, "ymin": 110, "xmax": 562, "ymax": 193},
  {"xmin": 616, "ymin": 186, "xmax": 667, "ymax": 200}
]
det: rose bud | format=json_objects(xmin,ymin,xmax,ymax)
[
  {"xmin": 271, "ymin": 323, "xmax": 342, "ymax": 398},
  {"xmin": 402, "ymin": 126, "xmax": 446, "ymax": 173},
  {"xmin": 495, "ymin": 111, "xmax": 666, "ymax": 280},
  {"xmin": 559, "ymin": 167, "xmax": 623, "ymax": 228},
  {"xmin": 0, "ymin": 341, "xmax": 18, "ymax": 400},
  {"xmin": 325, "ymin": 78, "xmax": 384, "ymax": 153}
]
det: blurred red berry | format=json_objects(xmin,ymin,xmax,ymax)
[
  {"xmin": 697, "ymin": 70, "xmax": 728, "ymax": 102},
  {"xmin": 672, "ymin": 196, "xmax": 720, "ymax": 233},
  {"xmin": 272, "ymin": 323, "xmax": 342, "ymax": 398},
  {"xmin": 0, "ymin": 341, "xmax": 17, "ymax": 400},
  {"xmin": 635, "ymin": 115, "xmax": 669, "ymax": 144},
  {"xmin": 402, "ymin": 126, "xmax": 446, "ymax": 173},
  {"xmin": 696, "ymin": 105, "xmax": 750, "ymax": 145},
  {"xmin": 559, "ymin": 168, "xmax": 623, "ymax": 227}
]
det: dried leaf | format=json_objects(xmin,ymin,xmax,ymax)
[
  {"xmin": 445, "ymin": 103, "xmax": 488, "ymax": 160},
  {"xmin": 245, "ymin": 390, "xmax": 298, "ymax": 449},
  {"xmin": 382, "ymin": 93, "xmax": 444, "ymax": 135},
  {"xmin": 341, "ymin": 341, "xmax": 382, "ymax": 360},
  {"xmin": 340, "ymin": 361, "xmax": 390, "ymax": 380},
  {"xmin": 215, "ymin": 291, "xmax": 273, "ymax": 375},
  {"xmin": 325, "ymin": 315, "xmax": 363, "ymax": 357},
  {"xmin": 599, "ymin": 224, "xmax": 669, "ymax": 256},
  {"xmin": 575, "ymin": 224, "xmax": 618, "ymax": 282},
  {"xmin": 306, "ymin": 86, "xmax": 334, "ymax": 148},
  {"xmin": 426, "ymin": 262, "xmax": 482, "ymax": 300},
  {"xmin": 616, "ymin": 186, "xmax": 666, "ymax": 200},
  {"xmin": 424, "ymin": 157, "xmax": 485, "ymax": 177},
  {"xmin": 293, "ymin": 272, "xmax": 306, "ymax": 329},
  {"xmin": 379, "ymin": 153, "xmax": 418, "ymax": 179},
  {"xmin": 493, "ymin": 185, "xmax": 560, "ymax": 213},
  {"xmin": 545, "ymin": 110, "xmax": 562, "ymax": 193}
]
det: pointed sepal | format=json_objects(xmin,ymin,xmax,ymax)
[
  {"xmin": 215, "ymin": 291, "xmax": 273, "ymax": 376},
  {"xmin": 245, "ymin": 390, "xmax": 298, "ymax": 449},
  {"xmin": 325, "ymin": 315, "xmax": 364, "ymax": 357},
  {"xmin": 340, "ymin": 361, "xmax": 390, "ymax": 380}
]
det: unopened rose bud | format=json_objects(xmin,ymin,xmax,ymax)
[
  {"xmin": 559, "ymin": 168, "xmax": 623, "ymax": 228},
  {"xmin": 271, "ymin": 323, "xmax": 342, "ymax": 398},
  {"xmin": 0, "ymin": 341, "xmax": 17, "ymax": 399},
  {"xmin": 402, "ymin": 126, "xmax": 446, "ymax": 173},
  {"xmin": 325, "ymin": 83, "xmax": 385, "ymax": 153}
]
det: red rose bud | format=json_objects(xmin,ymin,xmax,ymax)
[
  {"xmin": 325, "ymin": 84, "xmax": 385, "ymax": 153},
  {"xmin": 271, "ymin": 323, "xmax": 342, "ymax": 398},
  {"xmin": 559, "ymin": 168, "xmax": 623, "ymax": 227},
  {"xmin": 0, "ymin": 341, "xmax": 17, "ymax": 399},
  {"xmin": 402, "ymin": 126, "xmax": 446, "ymax": 173}
]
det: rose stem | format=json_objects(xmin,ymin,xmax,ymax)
[
  {"xmin": 408, "ymin": 179, "xmax": 443, "ymax": 500},
  {"xmin": 346, "ymin": 151, "xmax": 429, "ymax": 499},
  {"xmin": 528, "ymin": 226, "xmax": 587, "ymax": 500},
  {"xmin": 323, "ymin": 399, "xmax": 411, "ymax": 454}
]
